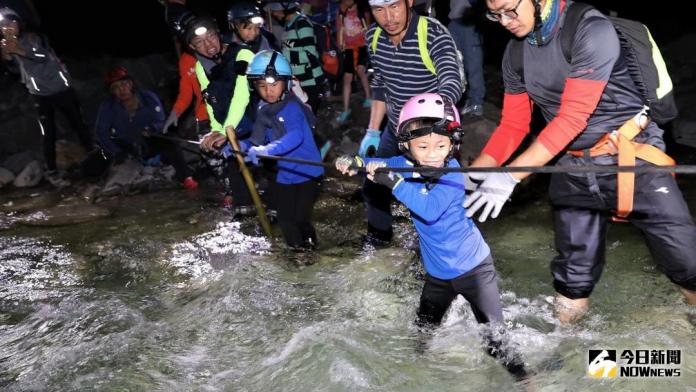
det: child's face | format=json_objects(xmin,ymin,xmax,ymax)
[
  {"xmin": 236, "ymin": 22, "xmax": 261, "ymax": 43},
  {"xmin": 405, "ymin": 133, "xmax": 452, "ymax": 168},
  {"xmin": 255, "ymin": 79, "xmax": 286, "ymax": 103}
]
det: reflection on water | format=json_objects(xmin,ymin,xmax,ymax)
[{"xmin": 1, "ymin": 188, "xmax": 695, "ymax": 391}]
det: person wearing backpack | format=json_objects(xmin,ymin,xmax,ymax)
[
  {"xmin": 1, "ymin": 7, "xmax": 95, "ymax": 188},
  {"xmin": 359, "ymin": 0, "xmax": 462, "ymax": 246},
  {"xmin": 264, "ymin": 1, "xmax": 325, "ymax": 114},
  {"xmin": 466, "ymin": 0, "xmax": 696, "ymax": 323}
]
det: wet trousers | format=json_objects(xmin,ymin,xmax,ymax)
[
  {"xmin": 268, "ymin": 177, "xmax": 321, "ymax": 248},
  {"xmin": 549, "ymin": 169, "xmax": 696, "ymax": 299},
  {"xmin": 362, "ymin": 127, "xmax": 400, "ymax": 241},
  {"xmin": 33, "ymin": 88, "xmax": 93, "ymax": 171},
  {"xmin": 416, "ymin": 255, "xmax": 527, "ymax": 379}
]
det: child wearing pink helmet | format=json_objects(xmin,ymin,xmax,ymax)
[{"xmin": 335, "ymin": 92, "xmax": 529, "ymax": 380}]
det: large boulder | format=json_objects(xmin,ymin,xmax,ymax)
[
  {"xmin": 13, "ymin": 160, "xmax": 43, "ymax": 188},
  {"xmin": 0, "ymin": 167, "xmax": 14, "ymax": 188}
]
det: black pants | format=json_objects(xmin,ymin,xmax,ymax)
[
  {"xmin": 223, "ymin": 157, "xmax": 253, "ymax": 206},
  {"xmin": 33, "ymin": 88, "xmax": 93, "ymax": 171},
  {"xmin": 268, "ymin": 177, "xmax": 321, "ymax": 248},
  {"xmin": 141, "ymin": 137, "xmax": 192, "ymax": 181},
  {"xmin": 80, "ymin": 137, "xmax": 192, "ymax": 181},
  {"xmin": 417, "ymin": 256, "xmax": 527, "ymax": 379},
  {"xmin": 549, "ymin": 167, "xmax": 696, "ymax": 299},
  {"xmin": 362, "ymin": 127, "xmax": 400, "ymax": 241}
]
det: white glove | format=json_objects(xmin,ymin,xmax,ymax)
[
  {"xmin": 162, "ymin": 111, "xmax": 179, "ymax": 134},
  {"xmin": 463, "ymin": 171, "xmax": 519, "ymax": 222}
]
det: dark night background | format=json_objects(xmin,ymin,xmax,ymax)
[{"xmin": 4, "ymin": 1, "xmax": 692, "ymax": 63}]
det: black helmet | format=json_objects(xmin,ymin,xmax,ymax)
[
  {"xmin": 171, "ymin": 10, "xmax": 196, "ymax": 39},
  {"xmin": 183, "ymin": 15, "xmax": 219, "ymax": 45},
  {"xmin": 227, "ymin": 2, "xmax": 263, "ymax": 25},
  {"xmin": 0, "ymin": 7, "xmax": 21, "ymax": 25}
]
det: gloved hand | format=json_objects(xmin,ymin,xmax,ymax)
[
  {"xmin": 334, "ymin": 155, "xmax": 364, "ymax": 175},
  {"xmin": 162, "ymin": 111, "xmax": 179, "ymax": 134},
  {"xmin": 244, "ymin": 145, "xmax": 268, "ymax": 165},
  {"xmin": 358, "ymin": 129, "xmax": 381, "ymax": 157},
  {"xmin": 463, "ymin": 171, "xmax": 519, "ymax": 222},
  {"xmin": 220, "ymin": 143, "xmax": 234, "ymax": 159},
  {"xmin": 372, "ymin": 170, "xmax": 404, "ymax": 190}
]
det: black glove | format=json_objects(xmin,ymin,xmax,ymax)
[{"xmin": 372, "ymin": 170, "xmax": 404, "ymax": 190}]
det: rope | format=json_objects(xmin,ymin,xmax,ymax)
[{"xmin": 227, "ymin": 149, "xmax": 696, "ymax": 175}]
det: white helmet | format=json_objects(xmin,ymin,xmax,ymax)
[{"xmin": 368, "ymin": 0, "xmax": 401, "ymax": 6}]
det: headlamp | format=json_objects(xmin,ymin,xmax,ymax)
[
  {"xmin": 194, "ymin": 26, "xmax": 208, "ymax": 36},
  {"xmin": 250, "ymin": 16, "xmax": 264, "ymax": 25},
  {"xmin": 264, "ymin": 76, "xmax": 278, "ymax": 84}
]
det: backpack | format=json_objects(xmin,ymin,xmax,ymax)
[
  {"xmin": 510, "ymin": 2, "xmax": 678, "ymax": 124},
  {"xmin": 309, "ymin": 20, "xmax": 340, "ymax": 76}
]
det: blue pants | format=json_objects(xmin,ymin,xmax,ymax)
[
  {"xmin": 362, "ymin": 127, "xmax": 400, "ymax": 239},
  {"xmin": 448, "ymin": 17, "xmax": 485, "ymax": 106}
]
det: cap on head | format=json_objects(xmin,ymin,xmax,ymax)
[
  {"xmin": 263, "ymin": 1, "xmax": 300, "ymax": 12},
  {"xmin": 368, "ymin": 0, "xmax": 401, "ymax": 7},
  {"xmin": 0, "ymin": 7, "xmax": 21, "ymax": 25},
  {"xmin": 105, "ymin": 66, "xmax": 131, "ymax": 86}
]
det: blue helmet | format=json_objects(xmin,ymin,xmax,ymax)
[{"xmin": 247, "ymin": 50, "xmax": 292, "ymax": 84}]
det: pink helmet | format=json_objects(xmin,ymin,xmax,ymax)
[{"xmin": 396, "ymin": 93, "xmax": 462, "ymax": 144}]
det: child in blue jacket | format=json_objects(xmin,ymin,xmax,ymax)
[
  {"xmin": 242, "ymin": 50, "xmax": 324, "ymax": 249},
  {"xmin": 335, "ymin": 93, "xmax": 528, "ymax": 380}
]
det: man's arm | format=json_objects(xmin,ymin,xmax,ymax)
[{"xmin": 428, "ymin": 18, "xmax": 462, "ymax": 104}]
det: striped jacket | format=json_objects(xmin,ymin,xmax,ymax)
[
  {"xmin": 282, "ymin": 14, "xmax": 324, "ymax": 87},
  {"xmin": 367, "ymin": 15, "xmax": 462, "ymax": 132}
]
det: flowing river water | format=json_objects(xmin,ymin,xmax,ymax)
[{"xmin": 1, "ymin": 176, "xmax": 695, "ymax": 391}]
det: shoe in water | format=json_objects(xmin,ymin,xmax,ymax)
[
  {"xmin": 360, "ymin": 232, "xmax": 391, "ymax": 249},
  {"xmin": 460, "ymin": 103, "xmax": 484, "ymax": 118},
  {"xmin": 45, "ymin": 170, "xmax": 71, "ymax": 188},
  {"xmin": 319, "ymin": 140, "xmax": 333, "ymax": 161},
  {"xmin": 182, "ymin": 176, "xmax": 198, "ymax": 190},
  {"xmin": 232, "ymin": 204, "xmax": 256, "ymax": 219},
  {"xmin": 336, "ymin": 110, "xmax": 351, "ymax": 124}
]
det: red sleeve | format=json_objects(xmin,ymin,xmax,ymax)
[
  {"xmin": 193, "ymin": 78, "xmax": 208, "ymax": 121},
  {"xmin": 172, "ymin": 54, "xmax": 195, "ymax": 117},
  {"xmin": 481, "ymin": 92, "xmax": 533, "ymax": 165},
  {"xmin": 536, "ymin": 77, "xmax": 606, "ymax": 155}
]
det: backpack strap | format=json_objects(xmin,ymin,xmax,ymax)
[
  {"xmin": 509, "ymin": 2, "xmax": 594, "ymax": 82},
  {"xmin": 559, "ymin": 2, "xmax": 594, "ymax": 63},
  {"xmin": 417, "ymin": 17, "xmax": 436, "ymax": 75},
  {"xmin": 371, "ymin": 17, "xmax": 436, "ymax": 76}
]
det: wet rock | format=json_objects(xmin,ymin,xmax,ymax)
[
  {"xmin": 3, "ymin": 151, "xmax": 42, "ymax": 175},
  {"xmin": 13, "ymin": 161, "xmax": 43, "ymax": 188},
  {"xmin": 17, "ymin": 204, "xmax": 112, "ymax": 227},
  {"xmin": 0, "ymin": 191, "xmax": 60, "ymax": 213},
  {"xmin": 0, "ymin": 167, "xmax": 14, "ymax": 188},
  {"xmin": 100, "ymin": 159, "xmax": 143, "ymax": 196},
  {"xmin": 55, "ymin": 139, "xmax": 87, "ymax": 170}
]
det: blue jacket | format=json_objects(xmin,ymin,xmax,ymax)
[
  {"xmin": 246, "ymin": 99, "xmax": 324, "ymax": 184},
  {"xmin": 365, "ymin": 156, "xmax": 491, "ymax": 279},
  {"xmin": 95, "ymin": 90, "xmax": 165, "ymax": 158}
]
